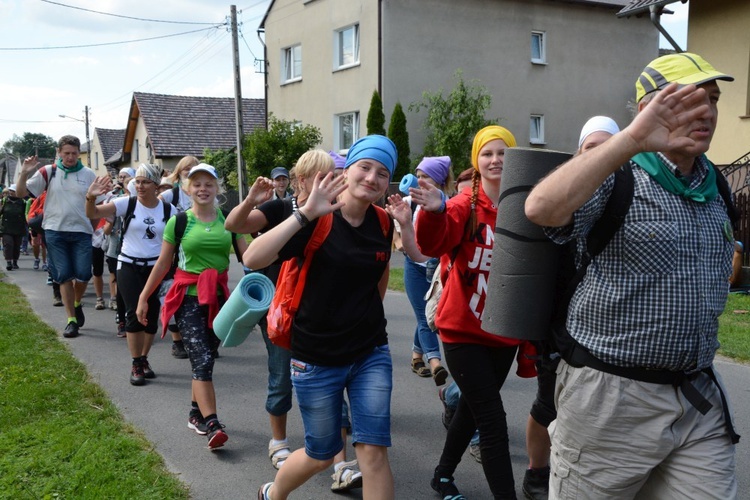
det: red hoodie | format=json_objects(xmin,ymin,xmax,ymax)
[{"xmin": 416, "ymin": 184, "xmax": 522, "ymax": 349}]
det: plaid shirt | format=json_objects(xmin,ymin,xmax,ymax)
[{"xmin": 546, "ymin": 154, "xmax": 734, "ymax": 372}]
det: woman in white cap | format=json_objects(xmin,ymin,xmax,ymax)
[
  {"xmin": 135, "ymin": 163, "xmax": 232, "ymax": 450},
  {"xmin": 577, "ymin": 115, "xmax": 620, "ymax": 155},
  {"xmin": 85, "ymin": 163, "xmax": 177, "ymax": 386}
]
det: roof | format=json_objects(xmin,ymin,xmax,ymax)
[
  {"xmin": 617, "ymin": 0, "xmax": 682, "ymax": 17},
  {"xmin": 95, "ymin": 128, "xmax": 125, "ymax": 162},
  {"xmin": 126, "ymin": 93, "xmax": 266, "ymax": 158}
]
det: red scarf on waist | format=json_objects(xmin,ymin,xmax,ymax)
[{"xmin": 161, "ymin": 267, "xmax": 229, "ymax": 337}]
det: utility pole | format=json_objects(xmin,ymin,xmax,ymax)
[
  {"xmin": 230, "ymin": 5, "xmax": 247, "ymax": 200},
  {"xmin": 84, "ymin": 105, "xmax": 91, "ymax": 167}
]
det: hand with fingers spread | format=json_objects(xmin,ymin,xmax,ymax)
[
  {"xmin": 409, "ymin": 179, "xmax": 444, "ymax": 213},
  {"xmin": 246, "ymin": 176, "xmax": 274, "ymax": 207},
  {"xmin": 298, "ymin": 171, "xmax": 347, "ymax": 220},
  {"xmin": 87, "ymin": 176, "xmax": 114, "ymax": 199},
  {"xmin": 21, "ymin": 155, "xmax": 41, "ymax": 175},
  {"xmin": 385, "ymin": 194, "xmax": 413, "ymax": 227},
  {"xmin": 624, "ymin": 82, "xmax": 710, "ymax": 154}
]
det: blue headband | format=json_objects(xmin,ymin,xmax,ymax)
[{"xmin": 344, "ymin": 135, "xmax": 397, "ymax": 179}]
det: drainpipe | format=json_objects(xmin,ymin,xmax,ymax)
[{"xmin": 650, "ymin": 5, "xmax": 683, "ymax": 53}]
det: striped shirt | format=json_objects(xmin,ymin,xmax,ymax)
[{"xmin": 546, "ymin": 154, "xmax": 734, "ymax": 372}]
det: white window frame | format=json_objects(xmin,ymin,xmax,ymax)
[
  {"xmin": 531, "ymin": 31, "xmax": 546, "ymax": 65},
  {"xmin": 334, "ymin": 24, "xmax": 360, "ymax": 70},
  {"xmin": 282, "ymin": 44, "xmax": 302, "ymax": 83},
  {"xmin": 530, "ymin": 115, "xmax": 545, "ymax": 145},
  {"xmin": 334, "ymin": 111, "xmax": 359, "ymax": 151}
]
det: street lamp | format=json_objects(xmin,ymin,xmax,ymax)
[{"xmin": 59, "ymin": 105, "xmax": 90, "ymax": 166}]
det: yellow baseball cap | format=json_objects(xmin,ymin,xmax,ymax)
[{"xmin": 635, "ymin": 52, "xmax": 733, "ymax": 103}]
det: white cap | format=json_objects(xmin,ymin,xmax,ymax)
[
  {"xmin": 578, "ymin": 116, "xmax": 620, "ymax": 148},
  {"xmin": 187, "ymin": 163, "xmax": 218, "ymax": 179}
]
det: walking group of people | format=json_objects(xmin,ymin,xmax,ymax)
[{"xmin": 5, "ymin": 51, "xmax": 742, "ymax": 499}]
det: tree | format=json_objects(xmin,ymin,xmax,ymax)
[
  {"xmin": 203, "ymin": 147, "xmax": 237, "ymax": 190},
  {"xmin": 387, "ymin": 102, "xmax": 411, "ymax": 180},
  {"xmin": 409, "ymin": 69, "xmax": 496, "ymax": 172},
  {"xmin": 2, "ymin": 132, "xmax": 56, "ymax": 158},
  {"xmin": 366, "ymin": 90, "xmax": 386, "ymax": 136},
  {"xmin": 242, "ymin": 115, "xmax": 322, "ymax": 184}
]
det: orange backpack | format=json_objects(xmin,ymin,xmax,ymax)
[{"xmin": 266, "ymin": 206, "xmax": 391, "ymax": 349}]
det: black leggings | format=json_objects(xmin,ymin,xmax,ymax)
[
  {"xmin": 2, "ymin": 234, "xmax": 22, "ymax": 262},
  {"xmin": 117, "ymin": 262, "xmax": 160, "ymax": 334},
  {"xmin": 92, "ymin": 247, "xmax": 105, "ymax": 277},
  {"xmin": 438, "ymin": 342, "xmax": 518, "ymax": 499}
]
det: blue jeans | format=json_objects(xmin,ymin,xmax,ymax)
[
  {"xmin": 45, "ymin": 230, "xmax": 93, "ymax": 283},
  {"xmin": 404, "ymin": 256, "xmax": 441, "ymax": 361},
  {"xmin": 292, "ymin": 345, "xmax": 393, "ymax": 460},
  {"xmin": 260, "ymin": 322, "xmax": 293, "ymax": 416},
  {"xmin": 443, "ymin": 381, "xmax": 480, "ymax": 446}
]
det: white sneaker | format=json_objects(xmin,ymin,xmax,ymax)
[{"xmin": 331, "ymin": 459, "xmax": 363, "ymax": 492}]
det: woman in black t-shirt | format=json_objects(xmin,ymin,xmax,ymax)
[{"xmin": 246, "ymin": 136, "xmax": 397, "ymax": 500}]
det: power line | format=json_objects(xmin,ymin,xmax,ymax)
[
  {"xmin": 0, "ymin": 26, "xmax": 223, "ymax": 51},
  {"xmin": 40, "ymin": 0, "xmax": 220, "ymax": 25}
]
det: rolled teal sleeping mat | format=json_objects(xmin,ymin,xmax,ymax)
[
  {"xmin": 213, "ymin": 272, "xmax": 275, "ymax": 347},
  {"xmin": 481, "ymin": 147, "xmax": 572, "ymax": 340}
]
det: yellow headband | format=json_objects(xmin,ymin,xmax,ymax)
[{"xmin": 471, "ymin": 126, "xmax": 517, "ymax": 171}]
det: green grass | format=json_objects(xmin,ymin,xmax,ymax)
[
  {"xmin": 388, "ymin": 267, "xmax": 404, "ymax": 292},
  {"xmin": 0, "ymin": 277, "xmax": 188, "ymax": 500},
  {"xmin": 718, "ymin": 292, "xmax": 750, "ymax": 362}
]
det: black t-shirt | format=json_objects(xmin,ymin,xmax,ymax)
[
  {"xmin": 277, "ymin": 205, "xmax": 393, "ymax": 366},
  {"xmin": 256, "ymin": 198, "xmax": 295, "ymax": 284}
]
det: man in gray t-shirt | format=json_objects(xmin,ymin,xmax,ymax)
[{"xmin": 16, "ymin": 135, "xmax": 98, "ymax": 339}]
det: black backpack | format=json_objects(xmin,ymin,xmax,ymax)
[
  {"xmin": 551, "ymin": 161, "xmax": 738, "ymax": 359},
  {"xmin": 172, "ymin": 210, "xmax": 244, "ymax": 265}
]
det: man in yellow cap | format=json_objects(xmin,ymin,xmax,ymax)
[{"xmin": 525, "ymin": 53, "xmax": 738, "ymax": 499}]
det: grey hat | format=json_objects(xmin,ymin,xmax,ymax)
[{"xmin": 270, "ymin": 167, "xmax": 289, "ymax": 179}]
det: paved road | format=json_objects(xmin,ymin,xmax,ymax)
[{"xmin": 5, "ymin": 253, "xmax": 749, "ymax": 499}]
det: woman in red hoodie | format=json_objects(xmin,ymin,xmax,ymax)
[{"xmin": 412, "ymin": 126, "xmax": 521, "ymax": 499}]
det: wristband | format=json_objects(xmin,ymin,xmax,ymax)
[
  {"xmin": 86, "ymin": 194, "xmax": 97, "ymax": 203},
  {"xmin": 436, "ymin": 191, "xmax": 447, "ymax": 214},
  {"xmin": 294, "ymin": 210, "xmax": 310, "ymax": 227}
]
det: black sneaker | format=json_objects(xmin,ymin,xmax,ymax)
[
  {"xmin": 63, "ymin": 321, "xmax": 79, "ymax": 338},
  {"xmin": 130, "ymin": 361, "xmax": 146, "ymax": 386},
  {"xmin": 430, "ymin": 468, "xmax": 464, "ymax": 500},
  {"xmin": 206, "ymin": 419, "xmax": 228, "ymax": 449},
  {"xmin": 188, "ymin": 411, "xmax": 208, "ymax": 435},
  {"xmin": 116, "ymin": 323, "xmax": 126, "ymax": 338},
  {"xmin": 171, "ymin": 341, "xmax": 188, "ymax": 359},
  {"xmin": 141, "ymin": 357, "xmax": 155, "ymax": 379},
  {"xmin": 75, "ymin": 304, "xmax": 85, "ymax": 328},
  {"xmin": 438, "ymin": 386, "xmax": 455, "ymax": 430},
  {"xmin": 522, "ymin": 466, "xmax": 550, "ymax": 500},
  {"xmin": 12, "ymin": 262, "xmax": 19, "ymax": 270}
]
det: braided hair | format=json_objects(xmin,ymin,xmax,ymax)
[{"xmin": 466, "ymin": 168, "xmax": 482, "ymax": 239}]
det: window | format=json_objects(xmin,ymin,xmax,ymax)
[
  {"xmin": 530, "ymin": 115, "xmax": 545, "ymax": 144},
  {"xmin": 334, "ymin": 24, "xmax": 360, "ymax": 69},
  {"xmin": 95, "ymin": 152, "xmax": 99, "ymax": 170},
  {"xmin": 134, "ymin": 139, "xmax": 139, "ymax": 161},
  {"xmin": 335, "ymin": 111, "xmax": 359, "ymax": 151},
  {"xmin": 531, "ymin": 31, "xmax": 546, "ymax": 64},
  {"xmin": 282, "ymin": 44, "xmax": 302, "ymax": 83}
]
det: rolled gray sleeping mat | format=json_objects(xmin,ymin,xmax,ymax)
[{"xmin": 481, "ymin": 147, "xmax": 572, "ymax": 340}]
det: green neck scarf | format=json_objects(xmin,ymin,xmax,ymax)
[
  {"xmin": 56, "ymin": 157, "xmax": 85, "ymax": 179},
  {"xmin": 631, "ymin": 152, "xmax": 717, "ymax": 203}
]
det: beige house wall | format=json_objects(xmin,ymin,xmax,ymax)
[
  {"xmin": 263, "ymin": 0, "xmax": 656, "ymax": 157},
  {"xmin": 88, "ymin": 134, "xmax": 107, "ymax": 175},
  {"xmin": 264, "ymin": 0, "xmax": 380, "ymax": 152},
  {"xmin": 688, "ymin": 0, "xmax": 750, "ymax": 165}
]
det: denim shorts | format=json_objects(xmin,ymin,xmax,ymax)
[
  {"xmin": 45, "ymin": 230, "xmax": 93, "ymax": 283},
  {"xmin": 291, "ymin": 345, "xmax": 393, "ymax": 460}
]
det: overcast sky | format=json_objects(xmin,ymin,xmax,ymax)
[{"xmin": 0, "ymin": 0, "xmax": 688, "ymax": 152}]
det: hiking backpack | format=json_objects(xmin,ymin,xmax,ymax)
[
  {"xmin": 551, "ymin": 161, "xmax": 738, "ymax": 360},
  {"xmin": 25, "ymin": 165, "xmax": 56, "ymax": 233},
  {"xmin": 266, "ymin": 206, "xmax": 392, "ymax": 349}
]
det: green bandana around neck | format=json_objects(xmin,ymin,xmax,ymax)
[
  {"xmin": 631, "ymin": 152, "xmax": 717, "ymax": 203},
  {"xmin": 56, "ymin": 157, "xmax": 85, "ymax": 179}
]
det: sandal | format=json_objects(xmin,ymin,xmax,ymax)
[
  {"xmin": 432, "ymin": 365, "xmax": 449, "ymax": 386},
  {"xmin": 268, "ymin": 440, "xmax": 291, "ymax": 470},
  {"xmin": 411, "ymin": 358, "xmax": 431, "ymax": 377}
]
